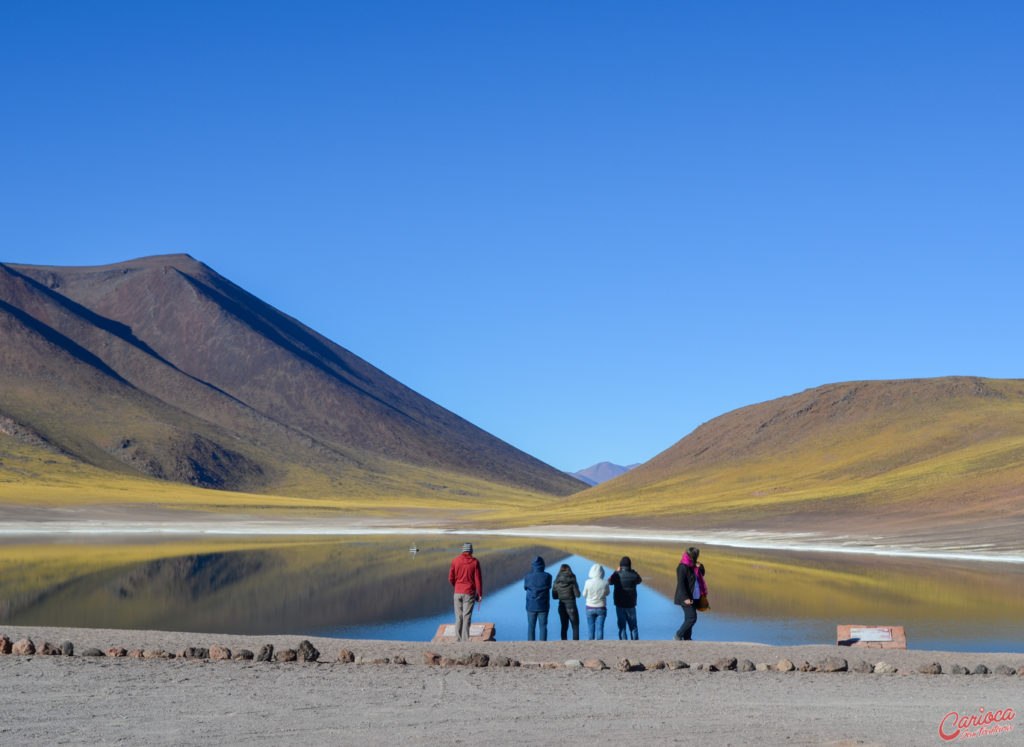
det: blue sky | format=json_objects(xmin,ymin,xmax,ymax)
[{"xmin": 3, "ymin": 2, "xmax": 1022, "ymax": 472}]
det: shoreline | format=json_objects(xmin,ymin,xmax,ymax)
[
  {"xmin": 2, "ymin": 507, "xmax": 1022, "ymax": 563},
  {"xmin": 3, "ymin": 626, "xmax": 1022, "ymax": 745}
]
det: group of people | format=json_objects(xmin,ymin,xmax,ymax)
[{"xmin": 448, "ymin": 543, "xmax": 708, "ymax": 642}]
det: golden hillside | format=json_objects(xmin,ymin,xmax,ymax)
[{"xmin": 542, "ymin": 377, "xmax": 1024, "ymax": 536}]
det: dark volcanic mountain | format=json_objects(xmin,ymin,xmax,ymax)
[{"xmin": 0, "ymin": 254, "xmax": 583, "ymax": 497}]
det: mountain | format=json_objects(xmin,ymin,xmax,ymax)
[
  {"xmin": 547, "ymin": 377, "xmax": 1024, "ymax": 537},
  {"xmin": 0, "ymin": 254, "xmax": 584, "ymax": 499},
  {"xmin": 572, "ymin": 461, "xmax": 641, "ymax": 486}
]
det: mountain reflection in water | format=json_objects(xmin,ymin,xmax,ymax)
[{"xmin": 1, "ymin": 537, "xmax": 1022, "ymax": 651}]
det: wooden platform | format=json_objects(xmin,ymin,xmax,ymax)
[
  {"xmin": 836, "ymin": 624, "xmax": 907, "ymax": 649},
  {"xmin": 431, "ymin": 622, "xmax": 496, "ymax": 643}
]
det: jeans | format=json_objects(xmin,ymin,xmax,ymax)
[
  {"xmin": 526, "ymin": 610, "xmax": 549, "ymax": 641},
  {"xmin": 616, "ymin": 606, "xmax": 639, "ymax": 640},
  {"xmin": 453, "ymin": 593, "xmax": 476, "ymax": 641},
  {"xmin": 675, "ymin": 602, "xmax": 697, "ymax": 641},
  {"xmin": 586, "ymin": 607, "xmax": 606, "ymax": 640},
  {"xmin": 558, "ymin": 600, "xmax": 580, "ymax": 640}
]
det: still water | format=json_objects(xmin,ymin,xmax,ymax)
[
  {"xmin": 1, "ymin": 536, "xmax": 1021, "ymax": 652},
  {"xmin": 321, "ymin": 554, "xmax": 822, "ymax": 645}
]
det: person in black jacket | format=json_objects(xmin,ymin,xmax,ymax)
[
  {"xmin": 607, "ymin": 556, "xmax": 643, "ymax": 640},
  {"xmin": 551, "ymin": 563, "xmax": 581, "ymax": 640},
  {"xmin": 673, "ymin": 546, "xmax": 706, "ymax": 641}
]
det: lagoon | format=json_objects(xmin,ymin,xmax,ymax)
[{"xmin": 1, "ymin": 536, "xmax": 1022, "ymax": 652}]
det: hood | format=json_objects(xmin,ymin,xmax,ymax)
[
  {"xmin": 588, "ymin": 563, "xmax": 604, "ymax": 580},
  {"xmin": 531, "ymin": 556, "xmax": 545, "ymax": 572},
  {"xmin": 619, "ymin": 556, "xmax": 631, "ymax": 569}
]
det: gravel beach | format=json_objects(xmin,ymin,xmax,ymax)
[{"xmin": 2, "ymin": 626, "xmax": 1022, "ymax": 746}]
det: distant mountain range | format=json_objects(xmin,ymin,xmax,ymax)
[
  {"xmin": 572, "ymin": 461, "xmax": 641, "ymax": 486},
  {"xmin": 0, "ymin": 255, "xmax": 584, "ymax": 498}
]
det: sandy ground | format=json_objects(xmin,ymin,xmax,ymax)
[{"xmin": 2, "ymin": 627, "xmax": 1022, "ymax": 746}]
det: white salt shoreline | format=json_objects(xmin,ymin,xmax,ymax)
[{"xmin": 2, "ymin": 513, "xmax": 1023, "ymax": 564}]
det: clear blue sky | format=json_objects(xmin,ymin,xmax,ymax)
[{"xmin": 3, "ymin": 2, "xmax": 1023, "ymax": 472}]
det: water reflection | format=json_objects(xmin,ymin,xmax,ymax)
[{"xmin": 1, "ymin": 537, "xmax": 1022, "ymax": 651}]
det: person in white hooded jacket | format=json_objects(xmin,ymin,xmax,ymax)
[{"xmin": 581, "ymin": 563, "xmax": 610, "ymax": 640}]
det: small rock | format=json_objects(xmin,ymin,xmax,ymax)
[
  {"xmin": 489, "ymin": 655, "xmax": 512, "ymax": 667},
  {"xmin": 421, "ymin": 651, "xmax": 440, "ymax": 666},
  {"xmin": 182, "ymin": 647, "xmax": 209, "ymax": 660},
  {"xmin": 209, "ymin": 645, "xmax": 232, "ymax": 661},
  {"xmin": 714, "ymin": 657, "xmax": 737, "ymax": 671},
  {"xmin": 143, "ymin": 650, "xmax": 169, "ymax": 659},
  {"xmin": 1018, "ymin": 665, "xmax": 1024, "ymax": 677},
  {"xmin": 233, "ymin": 650, "xmax": 254, "ymax": 661},
  {"xmin": 81, "ymin": 648, "xmax": 105, "ymax": 657},
  {"xmin": 973, "ymin": 664, "xmax": 990, "ymax": 675},
  {"xmin": 0, "ymin": 636, "xmax": 11, "ymax": 654},
  {"xmin": 128, "ymin": 649, "xmax": 144, "ymax": 659},
  {"xmin": 370, "ymin": 657, "xmax": 389, "ymax": 665},
  {"xmin": 797, "ymin": 661, "xmax": 815, "ymax": 672},
  {"xmin": 776, "ymin": 659, "xmax": 795, "ymax": 672},
  {"xmin": 564, "ymin": 659, "xmax": 583, "ymax": 669},
  {"xmin": 917, "ymin": 662, "xmax": 942, "ymax": 675},
  {"xmin": 583, "ymin": 658, "xmax": 608, "ymax": 670},
  {"xmin": 820, "ymin": 657, "xmax": 848, "ymax": 673},
  {"xmin": 12, "ymin": 638, "xmax": 35, "ymax": 655},
  {"xmin": 615, "ymin": 658, "xmax": 637, "ymax": 672},
  {"xmin": 994, "ymin": 664, "xmax": 1015, "ymax": 676},
  {"xmin": 754, "ymin": 663, "xmax": 770, "ymax": 672},
  {"xmin": 391, "ymin": 656, "xmax": 407, "ymax": 666},
  {"xmin": 61, "ymin": 641, "xmax": 74, "ymax": 656},
  {"xmin": 646, "ymin": 660, "xmax": 666, "ymax": 670},
  {"xmin": 440, "ymin": 656, "xmax": 459, "ymax": 667},
  {"xmin": 737, "ymin": 659, "xmax": 755, "ymax": 672},
  {"xmin": 852, "ymin": 661, "xmax": 875, "ymax": 674},
  {"xmin": 106, "ymin": 647, "xmax": 127, "ymax": 658},
  {"xmin": 874, "ymin": 661, "xmax": 896, "ymax": 674},
  {"xmin": 337, "ymin": 649, "xmax": 355, "ymax": 663},
  {"xmin": 666, "ymin": 660, "xmax": 689, "ymax": 670},
  {"xmin": 949, "ymin": 664, "xmax": 969, "ymax": 675},
  {"xmin": 296, "ymin": 640, "xmax": 319, "ymax": 663},
  {"xmin": 256, "ymin": 644, "xmax": 274, "ymax": 662},
  {"xmin": 275, "ymin": 649, "xmax": 297, "ymax": 662},
  {"xmin": 39, "ymin": 641, "xmax": 61, "ymax": 655}
]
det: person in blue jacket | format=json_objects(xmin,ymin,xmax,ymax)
[{"xmin": 523, "ymin": 556, "xmax": 553, "ymax": 641}]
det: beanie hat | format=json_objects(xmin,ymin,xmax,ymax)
[{"xmin": 462, "ymin": 542, "xmax": 473, "ymax": 553}]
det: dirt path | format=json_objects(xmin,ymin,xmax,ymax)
[{"xmin": 2, "ymin": 627, "xmax": 1022, "ymax": 746}]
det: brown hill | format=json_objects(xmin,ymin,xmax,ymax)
[
  {"xmin": 554, "ymin": 377, "xmax": 1024, "ymax": 537},
  {"xmin": 0, "ymin": 254, "xmax": 584, "ymax": 498}
]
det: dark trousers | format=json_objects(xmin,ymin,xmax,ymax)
[
  {"xmin": 616, "ymin": 605, "xmax": 639, "ymax": 640},
  {"xmin": 675, "ymin": 602, "xmax": 697, "ymax": 640},
  {"xmin": 558, "ymin": 600, "xmax": 580, "ymax": 640},
  {"xmin": 527, "ymin": 609, "xmax": 548, "ymax": 641}
]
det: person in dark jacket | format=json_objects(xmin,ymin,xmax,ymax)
[
  {"xmin": 523, "ymin": 556, "xmax": 553, "ymax": 641},
  {"xmin": 551, "ymin": 563, "xmax": 581, "ymax": 640},
  {"xmin": 607, "ymin": 556, "xmax": 643, "ymax": 640},
  {"xmin": 673, "ymin": 546, "xmax": 706, "ymax": 641}
]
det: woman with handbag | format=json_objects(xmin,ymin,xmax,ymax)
[{"xmin": 673, "ymin": 546, "xmax": 708, "ymax": 641}]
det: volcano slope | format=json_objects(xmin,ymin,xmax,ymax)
[
  {"xmin": 546, "ymin": 377, "xmax": 1024, "ymax": 547},
  {"xmin": 0, "ymin": 254, "xmax": 584, "ymax": 511}
]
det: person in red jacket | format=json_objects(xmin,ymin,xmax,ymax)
[{"xmin": 449, "ymin": 542, "xmax": 483, "ymax": 641}]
